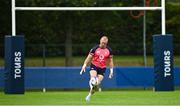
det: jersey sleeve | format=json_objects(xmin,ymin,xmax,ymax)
[
  {"xmin": 89, "ymin": 45, "xmax": 98, "ymax": 55},
  {"xmin": 107, "ymin": 46, "xmax": 113, "ymax": 56}
]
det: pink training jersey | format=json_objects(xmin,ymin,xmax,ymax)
[{"xmin": 89, "ymin": 45, "xmax": 113, "ymax": 68}]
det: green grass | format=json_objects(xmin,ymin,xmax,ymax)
[
  {"xmin": 0, "ymin": 55, "xmax": 180, "ymax": 67},
  {"xmin": 0, "ymin": 90, "xmax": 180, "ymax": 105}
]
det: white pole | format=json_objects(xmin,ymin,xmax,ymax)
[
  {"xmin": 12, "ymin": 0, "xmax": 16, "ymax": 36},
  {"xmin": 162, "ymin": 0, "xmax": 166, "ymax": 35},
  {"xmin": 15, "ymin": 7, "xmax": 162, "ymax": 11}
]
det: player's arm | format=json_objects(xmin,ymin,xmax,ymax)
[
  {"xmin": 83, "ymin": 54, "xmax": 93, "ymax": 68},
  {"xmin": 109, "ymin": 55, "xmax": 114, "ymax": 79},
  {"xmin": 80, "ymin": 54, "xmax": 93, "ymax": 75}
]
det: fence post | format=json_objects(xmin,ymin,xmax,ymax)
[{"xmin": 42, "ymin": 44, "xmax": 46, "ymax": 67}]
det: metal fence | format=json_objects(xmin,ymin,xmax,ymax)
[
  {"xmin": 0, "ymin": 43, "xmax": 180, "ymax": 67},
  {"xmin": 0, "ymin": 43, "xmax": 147, "ymax": 56}
]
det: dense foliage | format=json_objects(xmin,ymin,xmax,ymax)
[{"xmin": 0, "ymin": 0, "xmax": 179, "ymax": 65}]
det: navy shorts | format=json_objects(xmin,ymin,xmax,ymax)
[{"xmin": 90, "ymin": 64, "xmax": 106, "ymax": 76}]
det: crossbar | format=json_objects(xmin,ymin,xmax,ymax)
[
  {"xmin": 12, "ymin": 0, "xmax": 166, "ymax": 36},
  {"xmin": 15, "ymin": 7, "xmax": 162, "ymax": 11}
]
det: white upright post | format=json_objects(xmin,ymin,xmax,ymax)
[
  {"xmin": 12, "ymin": 0, "xmax": 16, "ymax": 36},
  {"xmin": 162, "ymin": 0, "xmax": 166, "ymax": 35}
]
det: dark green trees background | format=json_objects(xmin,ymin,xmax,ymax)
[{"xmin": 0, "ymin": 0, "xmax": 179, "ymax": 66}]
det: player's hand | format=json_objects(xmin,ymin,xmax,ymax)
[
  {"xmin": 109, "ymin": 72, "xmax": 113, "ymax": 79},
  {"xmin": 109, "ymin": 68, "xmax": 113, "ymax": 79},
  {"xmin": 80, "ymin": 64, "xmax": 86, "ymax": 75}
]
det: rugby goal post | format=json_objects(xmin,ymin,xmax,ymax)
[{"xmin": 4, "ymin": 0, "xmax": 173, "ymax": 94}]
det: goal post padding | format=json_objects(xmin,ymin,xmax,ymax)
[
  {"xmin": 153, "ymin": 35, "xmax": 174, "ymax": 91},
  {"xmin": 4, "ymin": 35, "xmax": 24, "ymax": 94}
]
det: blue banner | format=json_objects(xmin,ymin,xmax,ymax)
[{"xmin": 0, "ymin": 67, "xmax": 180, "ymax": 89}]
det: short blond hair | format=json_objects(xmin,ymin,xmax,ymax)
[{"xmin": 100, "ymin": 36, "xmax": 108, "ymax": 41}]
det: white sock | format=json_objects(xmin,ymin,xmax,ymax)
[
  {"xmin": 88, "ymin": 93, "xmax": 91, "ymax": 97},
  {"xmin": 89, "ymin": 79, "xmax": 93, "ymax": 89}
]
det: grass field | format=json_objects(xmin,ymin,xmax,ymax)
[
  {"xmin": 0, "ymin": 90, "xmax": 180, "ymax": 106},
  {"xmin": 0, "ymin": 55, "xmax": 180, "ymax": 67}
]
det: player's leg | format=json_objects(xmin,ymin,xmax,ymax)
[
  {"xmin": 89, "ymin": 70, "xmax": 98, "ymax": 92},
  {"xmin": 96, "ymin": 68, "xmax": 106, "ymax": 91},
  {"xmin": 86, "ymin": 70, "xmax": 97, "ymax": 102},
  {"xmin": 89, "ymin": 64, "xmax": 98, "ymax": 91},
  {"xmin": 89, "ymin": 70, "xmax": 97, "ymax": 88},
  {"xmin": 97, "ymin": 74, "xmax": 104, "ymax": 85}
]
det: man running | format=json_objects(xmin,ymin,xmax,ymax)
[{"xmin": 80, "ymin": 36, "xmax": 114, "ymax": 102}]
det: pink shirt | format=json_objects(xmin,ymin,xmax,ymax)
[{"xmin": 90, "ymin": 45, "xmax": 112, "ymax": 68}]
